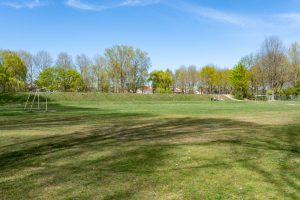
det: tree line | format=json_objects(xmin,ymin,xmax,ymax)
[
  {"xmin": 0, "ymin": 45, "xmax": 150, "ymax": 93},
  {"xmin": 149, "ymin": 37, "xmax": 300, "ymax": 99},
  {"xmin": 0, "ymin": 36, "xmax": 299, "ymax": 99}
]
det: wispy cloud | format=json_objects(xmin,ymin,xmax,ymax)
[
  {"xmin": 169, "ymin": 1, "xmax": 245, "ymax": 27},
  {"xmin": 278, "ymin": 13, "xmax": 300, "ymax": 25},
  {"xmin": 65, "ymin": 0, "xmax": 161, "ymax": 11},
  {"xmin": 65, "ymin": 0, "xmax": 105, "ymax": 11},
  {"xmin": 121, "ymin": 0, "xmax": 161, "ymax": 6},
  {"xmin": 3, "ymin": 0, "xmax": 299, "ymax": 31},
  {"xmin": 1, "ymin": 0, "xmax": 42, "ymax": 9},
  {"xmin": 64, "ymin": 0, "xmax": 245, "ymax": 27}
]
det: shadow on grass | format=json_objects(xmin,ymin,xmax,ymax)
[
  {"xmin": 0, "ymin": 107, "xmax": 299, "ymax": 199},
  {"xmin": 232, "ymin": 125, "xmax": 300, "ymax": 200},
  {"xmin": 0, "ymin": 93, "xmax": 33, "ymax": 105},
  {"xmin": 0, "ymin": 101, "xmax": 156, "ymax": 129}
]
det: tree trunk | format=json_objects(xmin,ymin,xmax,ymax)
[
  {"xmin": 271, "ymin": 89, "xmax": 275, "ymax": 101},
  {"xmin": 97, "ymin": 77, "xmax": 100, "ymax": 92}
]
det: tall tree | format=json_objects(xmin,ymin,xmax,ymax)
[
  {"xmin": 18, "ymin": 50, "xmax": 34, "ymax": 88},
  {"xmin": 199, "ymin": 65, "xmax": 216, "ymax": 94},
  {"xmin": 34, "ymin": 50, "xmax": 53, "ymax": 72},
  {"xmin": 259, "ymin": 36, "xmax": 288, "ymax": 100},
  {"xmin": 127, "ymin": 48, "xmax": 151, "ymax": 93},
  {"xmin": 76, "ymin": 54, "xmax": 91, "ymax": 90},
  {"xmin": 187, "ymin": 65, "xmax": 198, "ymax": 94},
  {"xmin": 104, "ymin": 45, "xmax": 150, "ymax": 93},
  {"xmin": 248, "ymin": 62, "xmax": 263, "ymax": 96},
  {"xmin": 105, "ymin": 45, "xmax": 133, "ymax": 93},
  {"xmin": 230, "ymin": 63, "xmax": 249, "ymax": 99},
  {"xmin": 93, "ymin": 55, "xmax": 106, "ymax": 92},
  {"xmin": 175, "ymin": 66, "xmax": 188, "ymax": 93},
  {"xmin": 0, "ymin": 51, "xmax": 27, "ymax": 92},
  {"xmin": 56, "ymin": 52, "xmax": 73, "ymax": 69},
  {"xmin": 288, "ymin": 42, "xmax": 300, "ymax": 86},
  {"xmin": 241, "ymin": 54, "xmax": 264, "ymax": 96},
  {"xmin": 240, "ymin": 54, "xmax": 255, "ymax": 69},
  {"xmin": 215, "ymin": 69, "xmax": 230, "ymax": 95},
  {"xmin": 149, "ymin": 70, "xmax": 173, "ymax": 94}
]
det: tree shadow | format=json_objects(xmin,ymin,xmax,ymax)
[
  {"xmin": 0, "ymin": 113, "xmax": 299, "ymax": 199},
  {"xmin": 0, "ymin": 93, "xmax": 33, "ymax": 105},
  {"xmin": 0, "ymin": 101, "xmax": 156, "ymax": 129},
  {"xmin": 231, "ymin": 125, "xmax": 300, "ymax": 199}
]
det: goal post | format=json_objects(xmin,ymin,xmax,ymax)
[
  {"xmin": 24, "ymin": 88, "xmax": 49, "ymax": 112},
  {"xmin": 254, "ymin": 94, "xmax": 271, "ymax": 102},
  {"xmin": 24, "ymin": 91, "xmax": 32, "ymax": 111}
]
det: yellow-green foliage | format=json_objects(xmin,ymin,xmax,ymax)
[
  {"xmin": 35, "ymin": 67, "xmax": 84, "ymax": 92},
  {"xmin": 149, "ymin": 70, "xmax": 173, "ymax": 93},
  {"xmin": 230, "ymin": 63, "xmax": 249, "ymax": 99},
  {"xmin": 0, "ymin": 50, "xmax": 27, "ymax": 92}
]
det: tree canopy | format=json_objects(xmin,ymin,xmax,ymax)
[
  {"xmin": 0, "ymin": 50, "xmax": 27, "ymax": 92},
  {"xmin": 149, "ymin": 70, "xmax": 173, "ymax": 94},
  {"xmin": 35, "ymin": 67, "xmax": 84, "ymax": 92},
  {"xmin": 230, "ymin": 63, "xmax": 248, "ymax": 99}
]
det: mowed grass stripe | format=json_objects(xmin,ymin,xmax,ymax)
[{"xmin": 0, "ymin": 93, "xmax": 299, "ymax": 199}]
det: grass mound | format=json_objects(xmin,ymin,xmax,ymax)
[
  {"xmin": 0, "ymin": 93, "xmax": 30, "ymax": 105},
  {"xmin": 47, "ymin": 92, "xmax": 220, "ymax": 102}
]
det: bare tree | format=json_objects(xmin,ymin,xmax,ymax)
[
  {"xmin": 128, "ymin": 48, "xmax": 151, "ymax": 93},
  {"xmin": 92, "ymin": 55, "xmax": 106, "ymax": 92},
  {"xmin": 76, "ymin": 54, "xmax": 91, "ymax": 90},
  {"xmin": 187, "ymin": 65, "xmax": 198, "ymax": 93},
  {"xmin": 105, "ymin": 45, "xmax": 134, "ymax": 93},
  {"xmin": 34, "ymin": 50, "xmax": 53, "ymax": 72},
  {"xmin": 218, "ymin": 69, "xmax": 231, "ymax": 94},
  {"xmin": 288, "ymin": 42, "xmax": 300, "ymax": 86},
  {"xmin": 259, "ymin": 36, "xmax": 288, "ymax": 100},
  {"xmin": 175, "ymin": 66, "xmax": 188, "ymax": 93},
  {"xmin": 240, "ymin": 53, "xmax": 255, "ymax": 69},
  {"xmin": 241, "ymin": 53, "xmax": 265, "ymax": 96},
  {"xmin": 56, "ymin": 52, "xmax": 73, "ymax": 69},
  {"xmin": 18, "ymin": 50, "xmax": 34, "ymax": 88},
  {"xmin": 199, "ymin": 65, "xmax": 216, "ymax": 94}
]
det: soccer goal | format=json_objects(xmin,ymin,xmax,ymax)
[
  {"xmin": 24, "ymin": 89, "xmax": 49, "ymax": 112},
  {"xmin": 255, "ymin": 94, "xmax": 272, "ymax": 103}
]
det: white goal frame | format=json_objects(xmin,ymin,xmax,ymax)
[
  {"xmin": 24, "ymin": 89, "xmax": 49, "ymax": 112},
  {"xmin": 255, "ymin": 94, "xmax": 272, "ymax": 103}
]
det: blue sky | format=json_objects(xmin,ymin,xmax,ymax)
[{"xmin": 1, "ymin": 0, "xmax": 300, "ymax": 70}]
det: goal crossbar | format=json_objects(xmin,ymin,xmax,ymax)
[{"xmin": 24, "ymin": 89, "xmax": 49, "ymax": 112}]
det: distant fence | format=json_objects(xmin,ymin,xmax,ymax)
[
  {"xmin": 255, "ymin": 95, "xmax": 299, "ymax": 101},
  {"xmin": 275, "ymin": 95, "xmax": 299, "ymax": 101}
]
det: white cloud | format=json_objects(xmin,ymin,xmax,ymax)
[{"xmin": 1, "ymin": 0, "xmax": 42, "ymax": 9}]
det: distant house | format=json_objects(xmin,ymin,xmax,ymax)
[
  {"xmin": 137, "ymin": 86, "xmax": 153, "ymax": 94},
  {"xmin": 172, "ymin": 87, "xmax": 200, "ymax": 94},
  {"xmin": 173, "ymin": 87, "xmax": 183, "ymax": 94}
]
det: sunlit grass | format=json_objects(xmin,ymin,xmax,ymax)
[{"xmin": 0, "ymin": 93, "xmax": 299, "ymax": 199}]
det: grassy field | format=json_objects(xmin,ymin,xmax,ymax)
[{"xmin": 0, "ymin": 93, "xmax": 300, "ymax": 199}]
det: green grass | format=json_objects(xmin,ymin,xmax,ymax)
[{"xmin": 0, "ymin": 93, "xmax": 299, "ymax": 199}]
